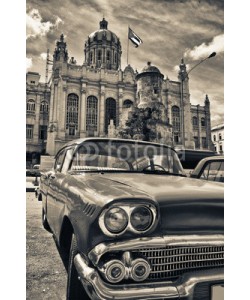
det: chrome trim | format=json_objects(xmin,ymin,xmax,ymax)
[
  {"xmin": 74, "ymin": 253, "xmax": 224, "ymax": 300},
  {"xmin": 89, "ymin": 234, "xmax": 224, "ymax": 266},
  {"xmin": 99, "ymin": 204, "xmax": 157, "ymax": 237},
  {"xmin": 130, "ymin": 258, "xmax": 151, "ymax": 282},
  {"xmin": 101, "ymin": 259, "xmax": 126, "ymax": 283}
]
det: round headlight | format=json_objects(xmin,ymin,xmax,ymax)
[
  {"xmin": 131, "ymin": 258, "xmax": 151, "ymax": 282},
  {"xmin": 130, "ymin": 206, "xmax": 153, "ymax": 231},
  {"xmin": 104, "ymin": 207, "xmax": 128, "ymax": 233},
  {"xmin": 104, "ymin": 260, "xmax": 126, "ymax": 283}
]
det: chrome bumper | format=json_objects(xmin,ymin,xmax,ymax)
[{"xmin": 74, "ymin": 254, "xmax": 224, "ymax": 300}]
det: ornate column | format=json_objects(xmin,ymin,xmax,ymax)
[
  {"xmin": 58, "ymin": 85, "xmax": 67, "ymax": 138},
  {"xmin": 80, "ymin": 84, "xmax": 87, "ymax": 138},
  {"xmin": 99, "ymin": 85, "xmax": 106, "ymax": 136},
  {"xmin": 118, "ymin": 88, "xmax": 123, "ymax": 127}
]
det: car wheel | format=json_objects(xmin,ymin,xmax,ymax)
[
  {"xmin": 66, "ymin": 234, "xmax": 90, "ymax": 300},
  {"xmin": 42, "ymin": 209, "xmax": 51, "ymax": 232}
]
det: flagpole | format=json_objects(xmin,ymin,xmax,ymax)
[{"xmin": 127, "ymin": 25, "xmax": 129, "ymax": 65}]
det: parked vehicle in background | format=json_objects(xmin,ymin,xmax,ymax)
[
  {"xmin": 26, "ymin": 165, "xmax": 41, "ymax": 177},
  {"xmin": 38, "ymin": 138, "xmax": 224, "ymax": 300},
  {"xmin": 176, "ymin": 149, "xmax": 218, "ymax": 170},
  {"xmin": 190, "ymin": 156, "xmax": 224, "ymax": 182}
]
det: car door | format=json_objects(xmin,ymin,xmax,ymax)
[
  {"xmin": 49, "ymin": 147, "xmax": 75, "ymax": 237},
  {"xmin": 46, "ymin": 148, "xmax": 67, "ymax": 234}
]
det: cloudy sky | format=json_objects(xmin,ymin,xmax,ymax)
[{"xmin": 26, "ymin": 0, "xmax": 224, "ymax": 126}]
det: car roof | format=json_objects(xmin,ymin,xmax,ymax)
[
  {"xmin": 56, "ymin": 137, "xmax": 175, "ymax": 156},
  {"xmin": 192, "ymin": 155, "xmax": 224, "ymax": 176}
]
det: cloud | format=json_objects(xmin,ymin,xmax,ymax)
[
  {"xmin": 26, "ymin": 8, "xmax": 63, "ymax": 39},
  {"xmin": 184, "ymin": 34, "xmax": 224, "ymax": 60},
  {"xmin": 26, "ymin": 57, "xmax": 32, "ymax": 70}
]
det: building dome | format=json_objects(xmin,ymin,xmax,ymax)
[
  {"xmin": 84, "ymin": 19, "xmax": 122, "ymax": 70},
  {"xmin": 136, "ymin": 62, "xmax": 163, "ymax": 80},
  {"xmin": 88, "ymin": 19, "xmax": 120, "ymax": 44}
]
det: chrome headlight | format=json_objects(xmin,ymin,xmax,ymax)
[
  {"xmin": 130, "ymin": 206, "xmax": 153, "ymax": 231},
  {"xmin": 104, "ymin": 207, "xmax": 128, "ymax": 233},
  {"xmin": 103, "ymin": 259, "xmax": 126, "ymax": 283}
]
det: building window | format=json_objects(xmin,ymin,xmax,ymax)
[
  {"xmin": 27, "ymin": 100, "xmax": 35, "ymax": 112},
  {"xmin": 123, "ymin": 99, "xmax": 133, "ymax": 108},
  {"xmin": 30, "ymin": 81, "xmax": 35, "ymax": 84},
  {"xmin": 174, "ymin": 134, "xmax": 180, "ymax": 143},
  {"xmin": 192, "ymin": 116, "xmax": 198, "ymax": 126},
  {"xmin": 213, "ymin": 134, "xmax": 216, "ymax": 141},
  {"xmin": 219, "ymin": 133, "xmax": 222, "ymax": 140},
  {"xmin": 96, "ymin": 50, "xmax": 102, "ymax": 67},
  {"xmin": 201, "ymin": 117, "xmax": 206, "ymax": 127},
  {"xmin": 40, "ymin": 101, "xmax": 48, "ymax": 113},
  {"xmin": 66, "ymin": 93, "xmax": 79, "ymax": 135},
  {"xmin": 114, "ymin": 53, "xmax": 117, "ymax": 64},
  {"xmin": 219, "ymin": 145, "xmax": 223, "ymax": 152},
  {"xmin": 86, "ymin": 96, "xmax": 98, "ymax": 131},
  {"xmin": 90, "ymin": 52, "xmax": 93, "ymax": 63},
  {"xmin": 26, "ymin": 125, "xmax": 34, "ymax": 139},
  {"xmin": 172, "ymin": 106, "xmax": 180, "ymax": 132},
  {"xmin": 194, "ymin": 136, "xmax": 199, "ymax": 148},
  {"xmin": 105, "ymin": 98, "xmax": 116, "ymax": 133},
  {"xmin": 107, "ymin": 51, "xmax": 110, "ymax": 61},
  {"xmin": 214, "ymin": 145, "xmax": 217, "ymax": 152},
  {"xmin": 39, "ymin": 125, "xmax": 47, "ymax": 140},
  {"xmin": 202, "ymin": 137, "xmax": 207, "ymax": 148},
  {"xmin": 97, "ymin": 50, "xmax": 102, "ymax": 61}
]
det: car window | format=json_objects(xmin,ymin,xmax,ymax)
[
  {"xmin": 68, "ymin": 141, "xmax": 185, "ymax": 175},
  {"xmin": 54, "ymin": 150, "xmax": 66, "ymax": 172},
  {"xmin": 200, "ymin": 161, "xmax": 224, "ymax": 182},
  {"xmin": 61, "ymin": 148, "xmax": 75, "ymax": 173}
]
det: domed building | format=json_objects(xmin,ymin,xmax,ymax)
[{"xmin": 26, "ymin": 18, "xmax": 213, "ymax": 162}]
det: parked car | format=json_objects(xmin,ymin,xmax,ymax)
[
  {"xmin": 190, "ymin": 156, "xmax": 224, "ymax": 183},
  {"xmin": 38, "ymin": 138, "xmax": 224, "ymax": 300},
  {"xmin": 26, "ymin": 166, "xmax": 41, "ymax": 177}
]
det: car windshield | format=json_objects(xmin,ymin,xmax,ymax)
[{"xmin": 69, "ymin": 140, "xmax": 185, "ymax": 176}]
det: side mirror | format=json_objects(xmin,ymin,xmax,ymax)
[{"xmin": 43, "ymin": 170, "xmax": 55, "ymax": 179}]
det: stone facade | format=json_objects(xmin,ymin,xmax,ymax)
[
  {"xmin": 26, "ymin": 18, "xmax": 213, "ymax": 159},
  {"xmin": 211, "ymin": 124, "xmax": 224, "ymax": 154},
  {"xmin": 26, "ymin": 72, "xmax": 50, "ymax": 167}
]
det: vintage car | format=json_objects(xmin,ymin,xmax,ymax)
[
  {"xmin": 38, "ymin": 138, "xmax": 224, "ymax": 300},
  {"xmin": 190, "ymin": 156, "xmax": 224, "ymax": 183}
]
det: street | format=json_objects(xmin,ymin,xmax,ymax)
[{"xmin": 26, "ymin": 192, "xmax": 67, "ymax": 300}]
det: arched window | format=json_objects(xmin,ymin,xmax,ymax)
[
  {"xmin": 27, "ymin": 100, "xmax": 35, "ymax": 112},
  {"xmin": 97, "ymin": 50, "xmax": 102, "ymax": 61},
  {"xmin": 213, "ymin": 134, "xmax": 216, "ymax": 141},
  {"xmin": 105, "ymin": 98, "xmax": 116, "ymax": 133},
  {"xmin": 106, "ymin": 51, "xmax": 110, "ymax": 62},
  {"xmin": 219, "ymin": 133, "xmax": 222, "ymax": 140},
  {"xmin": 123, "ymin": 99, "xmax": 133, "ymax": 108},
  {"xmin": 172, "ymin": 106, "xmax": 180, "ymax": 132},
  {"xmin": 86, "ymin": 96, "xmax": 98, "ymax": 131},
  {"xmin": 192, "ymin": 116, "xmax": 198, "ymax": 126},
  {"xmin": 90, "ymin": 52, "xmax": 93, "ymax": 63},
  {"xmin": 66, "ymin": 93, "xmax": 79, "ymax": 136},
  {"xmin": 40, "ymin": 101, "xmax": 48, "ymax": 113},
  {"xmin": 201, "ymin": 117, "xmax": 206, "ymax": 127}
]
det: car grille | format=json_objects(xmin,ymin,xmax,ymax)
[{"xmin": 132, "ymin": 245, "xmax": 224, "ymax": 281}]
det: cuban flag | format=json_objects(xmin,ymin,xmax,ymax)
[{"xmin": 128, "ymin": 27, "xmax": 143, "ymax": 48}]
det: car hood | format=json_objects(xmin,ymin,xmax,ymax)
[
  {"xmin": 69, "ymin": 173, "xmax": 223, "ymax": 234},
  {"xmin": 72, "ymin": 172, "xmax": 223, "ymax": 203}
]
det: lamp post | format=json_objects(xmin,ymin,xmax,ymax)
[{"xmin": 180, "ymin": 52, "xmax": 216, "ymax": 148}]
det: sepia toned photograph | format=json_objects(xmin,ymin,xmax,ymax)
[{"xmin": 26, "ymin": 0, "xmax": 224, "ymax": 299}]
